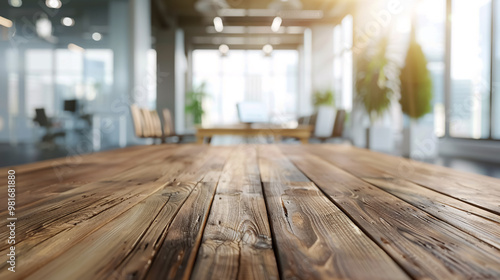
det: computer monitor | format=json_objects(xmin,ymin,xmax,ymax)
[
  {"xmin": 236, "ymin": 102, "xmax": 269, "ymax": 124},
  {"xmin": 64, "ymin": 99, "xmax": 77, "ymax": 113}
]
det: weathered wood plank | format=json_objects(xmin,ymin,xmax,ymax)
[
  {"xmin": 26, "ymin": 182, "xmax": 193, "ymax": 280},
  {"xmin": 321, "ymin": 145, "xmax": 500, "ymax": 215},
  {"xmin": 258, "ymin": 145, "xmax": 410, "ymax": 280},
  {"xmin": 282, "ymin": 146, "xmax": 500, "ymax": 280},
  {"xmin": 116, "ymin": 149, "xmax": 231, "ymax": 280},
  {"xmin": 365, "ymin": 177, "xmax": 500, "ymax": 250},
  {"xmin": 0, "ymin": 145, "xmax": 188, "ymax": 250},
  {"xmin": 191, "ymin": 146, "xmax": 279, "ymax": 280},
  {"xmin": 301, "ymin": 145, "xmax": 500, "ymax": 250},
  {"xmin": 0, "ymin": 145, "xmax": 223, "ymax": 279},
  {"xmin": 142, "ymin": 181, "xmax": 219, "ymax": 280},
  {"xmin": 0, "ymin": 145, "xmax": 170, "ymax": 213}
]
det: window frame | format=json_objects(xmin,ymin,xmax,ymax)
[{"xmin": 445, "ymin": 0, "xmax": 498, "ymax": 141}]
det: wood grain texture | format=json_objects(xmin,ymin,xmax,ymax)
[
  {"xmin": 26, "ymin": 182, "xmax": 193, "ymax": 280},
  {"xmin": 0, "ymin": 145, "xmax": 188, "ymax": 251},
  {"xmin": 258, "ymin": 145, "xmax": 409, "ymax": 280},
  {"xmin": 139, "ymin": 148, "xmax": 232, "ymax": 280},
  {"xmin": 143, "ymin": 181, "xmax": 219, "ymax": 280},
  {"xmin": 298, "ymin": 145, "xmax": 500, "ymax": 251},
  {"xmin": 321, "ymin": 144, "xmax": 500, "ymax": 216},
  {"xmin": 191, "ymin": 146, "xmax": 279, "ymax": 280},
  {"xmin": 364, "ymin": 177, "xmax": 500, "ymax": 250},
  {"xmin": 106, "ymin": 147, "xmax": 231, "ymax": 280},
  {"xmin": 0, "ymin": 145, "xmax": 216, "ymax": 279},
  {"xmin": 0, "ymin": 145, "xmax": 167, "ymax": 213},
  {"xmin": 4, "ymin": 144, "xmax": 500, "ymax": 280},
  {"xmin": 302, "ymin": 145, "xmax": 500, "ymax": 250},
  {"xmin": 281, "ymin": 145, "xmax": 500, "ymax": 280}
]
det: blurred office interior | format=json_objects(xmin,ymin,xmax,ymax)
[{"xmin": 0, "ymin": 0, "xmax": 499, "ymax": 177}]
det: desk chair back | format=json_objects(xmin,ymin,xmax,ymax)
[
  {"xmin": 150, "ymin": 110, "xmax": 164, "ymax": 138},
  {"xmin": 130, "ymin": 105, "xmax": 144, "ymax": 137},
  {"xmin": 140, "ymin": 108, "xmax": 153, "ymax": 137},
  {"xmin": 34, "ymin": 108, "xmax": 51, "ymax": 128},
  {"xmin": 332, "ymin": 109, "xmax": 346, "ymax": 138},
  {"xmin": 162, "ymin": 109, "xmax": 175, "ymax": 136}
]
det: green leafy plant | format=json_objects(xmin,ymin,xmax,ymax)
[
  {"xmin": 355, "ymin": 38, "xmax": 394, "ymax": 123},
  {"xmin": 399, "ymin": 36, "xmax": 433, "ymax": 120},
  {"xmin": 312, "ymin": 90, "xmax": 335, "ymax": 109},
  {"xmin": 185, "ymin": 83, "xmax": 207, "ymax": 125}
]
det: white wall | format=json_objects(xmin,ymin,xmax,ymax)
[
  {"xmin": 297, "ymin": 28, "xmax": 313, "ymax": 117},
  {"xmin": 310, "ymin": 25, "xmax": 335, "ymax": 94}
]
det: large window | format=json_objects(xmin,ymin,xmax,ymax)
[
  {"xmin": 25, "ymin": 50, "xmax": 55, "ymax": 117},
  {"xmin": 333, "ymin": 15, "xmax": 353, "ymax": 111},
  {"xmin": 192, "ymin": 49, "xmax": 299, "ymax": 125},
  {"xmin": 417, "ymin": 0, "xmax": 446, "ymax": 137},
  {"xmin": 413, "ymin": 0, "xmax": 500, "ymax": 140},
  {"xmin": 449, "ymin": 0, "xmax": 492, "ymax": 139}
]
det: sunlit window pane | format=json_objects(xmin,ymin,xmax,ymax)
[
  {"xmin": 342, "ymin": 15, "xmax": 353, "ymax": 49},
  {"xmin": 417, "ymin": 0, "xmax": 446, "ymax": 137},
  {"xmin": 342, "ymin": 50, "xmax": 353, "ymax": 110},
  {"xmin": 25, "ymin": 49, "xmax": 54, "ymax": 117},
  {"xmin": 449, "ymin": 0, "xmax": 491, "ymax": 139},
  {"xmin": 192, "ymin": 49, "xmax": 299, "ymax": 126}
]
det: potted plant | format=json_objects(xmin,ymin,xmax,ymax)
[
  {"xmin": 185, "ymin": 83, "xmax": 207, "ymax": 126},
  {"xmin": 399, "ymin": 31, "xmax": 435, "ymax": 159},
  {"xmin": 312, "ymin": 90, "xmax": 336, "ymax": 137},
  {"xmin": 355, "ymin": 38, "xmax": 395, "ymax": 151},
  {"xmin": 312, "ymin": 90, "xmax": 335, "ymax": 109}
]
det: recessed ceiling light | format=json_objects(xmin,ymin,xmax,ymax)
[
  {"xmin": 214, "ymin": 17, "xmax": 223, "ymax": 33},
  {"xmin": 8, "ymin": 0, "xmax": 22, "ymax": 8},
  {"xmin": 271, "ymin": 17, "xmax": 282, "ymax": 32},
  {"xmin": 92, "ymin": 32, "xmax": 102, "ymax": 41},
  {"xmin": 61, "ymin": 17, "xmax": 75, "ymax": 27},
  {"xmin": 263, "ymin": 44, "xmax": 273, "ymax": 55},
  {"xmin": 219, "ymin": 44, "xmax": 229, "ymax": 55},
  {"xmin": 36, "ymin": 15, "xmax": 52, "ymax": 38},
  {"xmin": 46, "ymin": 0, "xmax": 62, "ymax": 9}
]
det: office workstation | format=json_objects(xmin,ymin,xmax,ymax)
[{"xmin": 0, "ymin": 0, "xmax": 499, "ymax": 279}]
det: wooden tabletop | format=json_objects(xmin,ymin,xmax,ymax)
[{"xmin": 1, "ymin": 144, "xmax": 500, "ymax": 279}]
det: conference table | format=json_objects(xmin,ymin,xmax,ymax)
[
  {"xmin": 1, "ymin": 144, "xmax": 500, "ymax": 279},
  {"xmin": 195, "ymin": 124, "xmax": 313, "ymax": 144}
]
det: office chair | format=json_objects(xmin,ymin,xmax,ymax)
[
  {"xmin": 316, "ymin": 109, "xmax": 350, "ymax": 143},
  {"xmin": 162, "ymin": 108, "xmax": 185, "ymax": 143},
  {"xmin": 33, "ymin": 108, "xmax": 66, "ymax": 144}
]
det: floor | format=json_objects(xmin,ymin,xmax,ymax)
[{"xmin": 1, "ymin": 137, "xmax": 500, "ymax": 179}]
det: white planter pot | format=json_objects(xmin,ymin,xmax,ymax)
[
  {"xmin": 314, "ymin": 106, "xmax": 336, "ymax": 137},
  {"xmin": 366, "ymin": 125, "xmax": 394, "ymax": 153},
  {"xmin": 402, "ymin": 121, "xmax": 438, "ymax": 159}
]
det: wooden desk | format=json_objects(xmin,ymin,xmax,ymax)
[
  {"xmin": 2, "ymin": 144, "xmax": 500, "ymax": 279},
  {"xmin": 196, "ymin": 124, "xmax": 313, "ymax": 144}
]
